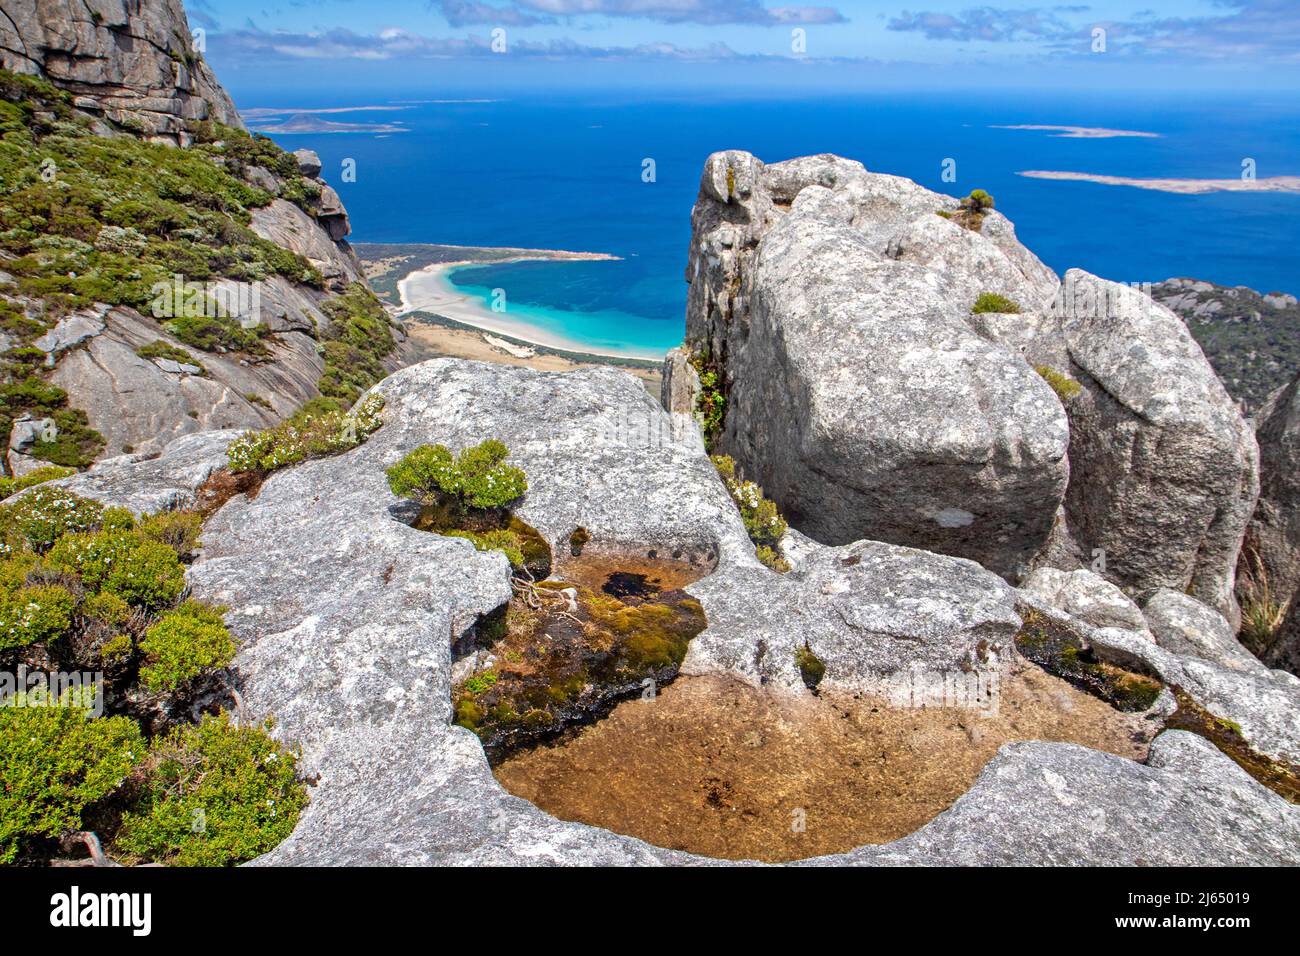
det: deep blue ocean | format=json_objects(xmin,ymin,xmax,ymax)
[{"xmin": 253, "ymin": 91, "xmax": 1300, "ymax": 356}]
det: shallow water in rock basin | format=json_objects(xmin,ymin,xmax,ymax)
[{"xmin": 493, "ymin": 665, "xmax": 1159, "ymax": 863}]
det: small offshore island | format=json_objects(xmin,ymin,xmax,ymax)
[{"xmin": 1019, "ymin": 170, "xmax": 1300, "ymax": 194}]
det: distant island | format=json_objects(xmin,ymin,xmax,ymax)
[
  {"xmin": 1018, "ymin": 170, "xmax": 1300, "ymax": 194},
  {"xmin": 247, "ymin": 112, "xmax": 409, "ymax": 134},
  {"xmin": 993, "ymin": 124, "xmax": 1160, "ymax": 139}
]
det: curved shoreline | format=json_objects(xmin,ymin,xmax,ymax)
[{"xmin": 394, "ymin": 254, "xmax": 670, "ymax": 362}]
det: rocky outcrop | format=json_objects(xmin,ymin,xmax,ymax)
[
  {"xmin": 1021, "ymin": 567, "xmax": 1151, "ymax": 637},
  {"xmin": 673, "ymin": 151, "xmax": 1069, "ymax": 579},
  {"xmin": 0, "ymin": 0, "xmax": 240, "ymax": 144},
  {"xmin": 54, "ymin": 358, "xmax": 1299, "ymax": 865},
  {"xmin": 1142, "ymin": 588, "xmax": 1260, "ymax": 673},
  {"xmin": 47, "ymin": 306, "xmax": 322, "ymax": 458},
  {"xmin": 669, "ymin": 151, "xmax": 1260, "ymax": 620},
  {"xmin": 1045, "ymin": 270, "xmax": 1259, "ymax": 623},
  {"xmin": 1239, "ymin": 373, "xmax": 1300, "ymax": 672}
]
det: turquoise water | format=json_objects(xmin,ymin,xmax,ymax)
[
  {"xmin": 443, "ymin": 260, "xmax": 680, "ymax": 358},
  {"xmin": 255, "ymin": 91, "xmax": 1300, "ymax": 358}
]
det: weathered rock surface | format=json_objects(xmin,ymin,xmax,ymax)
[
  {"xmin": 669, "ymin": 152, "xmax": 1261, "ymax": 627},
  {"xmin": 56, "ymin": 358, "xmax": 1293, "ymax": 865},
  {"xmin": 250, "ymin": 200, "xmax": 363, "ymax": 291},
  {"xmin": 37, "ymin": 428, "xmax": 237, "ymax": 515},
  {"xmin": 0, "ymin": 0, "xmax": 241, "ymax": 144},
  {"xmin": 673, "ymin": 150, "xmax": 1069, "ymax": 579},
  {"xmin": 48, "ymin": 306, "xmax": 321, "ymax": 457},
  {"xmin": 1021, "ymin": 567, "xmax": 1151, "ymax": 637},
  {"xmin": 1046, "ymin": 270, "xmax": 1259, "ymax": 623},
  {"xmin": 1238, "ymin": 372, "xmax": 1300, "ymax": 673},
  {"xmin": 1142, "ymin": 589, "xmax": 1260, "ymax": 672}
]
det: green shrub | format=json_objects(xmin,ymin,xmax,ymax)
[
  {"xmin": 712, "ymin": 454, "xmax": 790, "ymax": 572},
  {"xmin": 114, "ymin": 713, "xmax": 306, "ymax": 867},
  {"xmin": 0, "ymin": 695, "xmax": 145, "ymax": 864},
  {"xmin": 45, "ymin": 529, "xmax": 186, "ymax": 610},
  {"xmin": 971, "ymin": 292, "xmax": 1021, "ymax": 314},
  {"xmin": 317, "ymin": 284, "xmax": 395, "ymax": 407},
  {"xmin": 138, "ymin": 600, "xmax": 235, "ymax": 692},
  {"xmin": 964, "ymin": 189, "xmax": 995, "ymax": 212},
  {"xmin": 80, "ymin": 590, "xmax": 131, "ymax": 627},
  {"xmin": 0, "ymin": 465, "xmax": 73, "ymax": 500},
  {"xmin": 226, "ymin": 392, "xmax": 384, "ymax": 474},
  {"xmin": 688, "ymin": 350, "xmax": 725, "ymax": 449},
  {"xmin": 386, "ymin": 439, "xmax": 527, "ymax": 511},
  {"xmin": 1034, "ymin": 365, "xmax": 1083, "ymax": 402},
  {"xmin": 0, "ymin": 582, "xmax": 75, "ymax": 649},
  {"xmin": 0, "ymin": 486, "xmax": 104, "ymax": 554},
  {"xmin": 135, "ymin": 340, "xmax": 206, "ymax": 374},
  {"xmin": 137, "ymin": 510, "xmax": 203, "ymax": 559}
]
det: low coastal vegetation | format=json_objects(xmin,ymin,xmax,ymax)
[
  {"xmin": 136, "ymin": 340, "xmax": 207, "ymax": 375},
  {"xmin": 0, "ymin": 464, "xmax": 72, "ymax": 500},
  {"xmin": 0, "ymin": 73, "xmax": 320, "ymax": 321},
  {"xmin": 0, "ymin": 485, "xmax": 306, "ymax": 865},
  {"xmin": 971, "ymin": 291, "xmax": 1021, "ymax": 314},
  {"xmin": 1034, "ymin": 365, "xmax": 1083, "ymax": 402},
  {"xmin": 688, "ymin": 349, "xmax": 726, "ymax": 450},
  {"xmin": 226, "ymin": 392, "xmax": 385, "ymax": 474},
  {"xmin": 712, "ymin": 454, "xmax": 790, "ymax": 572},
  {"xmin": 316, "ymin": 283, "xmax": 396, "ymax": 410},
  {"xmin": 387, "ymin": 439, "xmax": 540, "ymax": 572}
]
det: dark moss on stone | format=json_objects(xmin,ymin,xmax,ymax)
[{"xmin": 1014, "ymin": 605, "xmax": 1163, "ymax": 712}]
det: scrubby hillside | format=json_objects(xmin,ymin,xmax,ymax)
[
  {"xmin": 0, "ymin": 2, "xmax": 406, "ymax": 476},
  {"xmin": 1153, "ymin": 278, "xmax": 1300, "ymax": 414}
]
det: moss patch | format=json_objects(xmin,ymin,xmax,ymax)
[
  {"xmin": 452, "ymin": 575, "xmax": 707, "ymax": 759},
  {"xmin": 1163, "ymin": 689, "xmax": 1300, "ymax": 804},
  {"xmin": 1014, "ymin": 606, "xmax": 1163, "ymax": 712}
]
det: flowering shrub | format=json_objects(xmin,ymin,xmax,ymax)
[
  {"xmin": 45, "ymin": 530, "xmax": 186, "ymax": 610},
  {"xmin": 114, "ymin": 713, "xmax": 306, "ymax": 867},
  {"xmin": 226, "ymin": 392, "xmax": 385, "ymax": 474},
  {"xmin": 0, "ymin": 486, "xmax": 104, "ymax": 554},
  {"xmin": 0, "ymin": 695, "xmax": 145, "ymax": 864},
  {"xmin": 0, "ymin": 582, "xmax": 75, "ymax": 649},
  {"xmin": 386, "ymin": 439, "xmax": 527, "ymax": 511},
  {"xmin": 0, "ymin": 465, "xmax": 74, "ymax": 501},
  {"xmin": 712, "ymin": 454, "xmax": 790, "ymax": 573}
]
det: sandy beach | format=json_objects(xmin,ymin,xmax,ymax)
[{"xmin": 394, "ymin": 253, "xmax": 668, "ymax": 362}]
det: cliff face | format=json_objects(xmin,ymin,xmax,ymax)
[
  {"xmin": 0, "ymin": 1, "xmax": 408, "ymax": 471},
  {"xmin": 0, "ymin": 0, "xmax": 239, "ymax": 144}
]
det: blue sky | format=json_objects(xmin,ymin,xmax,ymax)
[{"xmin": 193, "ymin": 0, "xmax": 1300, "ymax": 96}]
